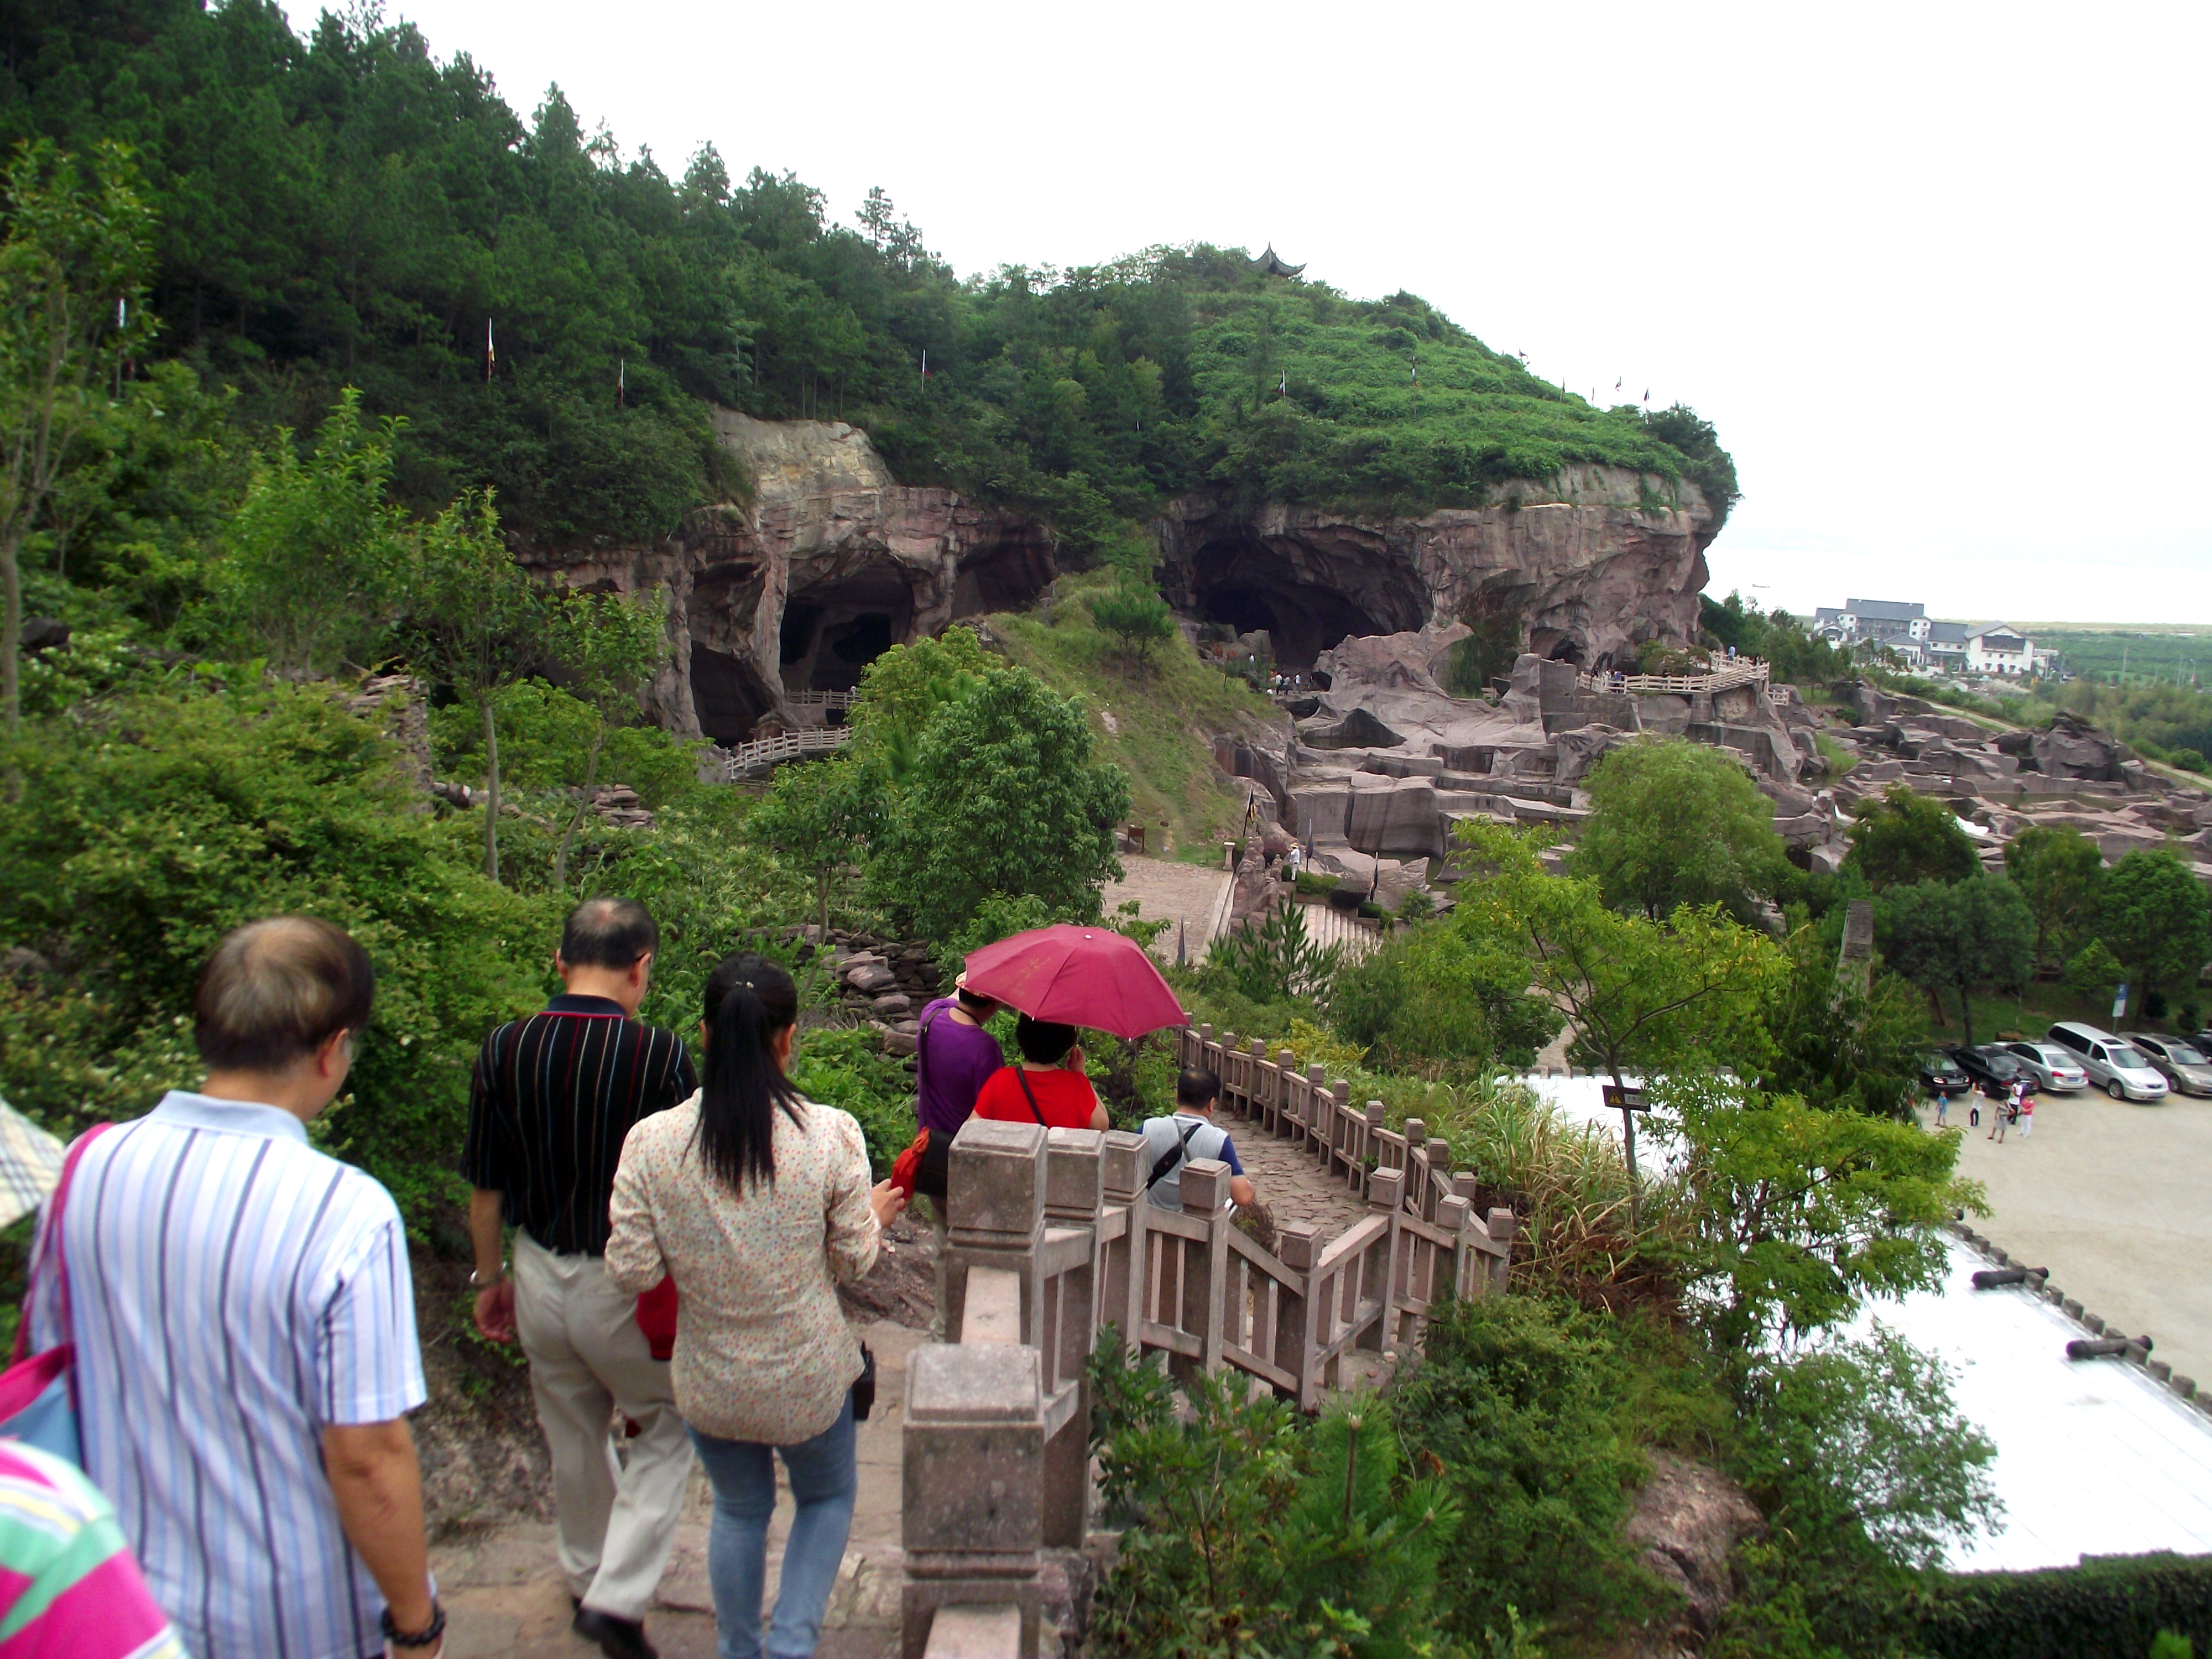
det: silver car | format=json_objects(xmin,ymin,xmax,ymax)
[
  {"xmin": 2047, "ymin": 1021, "xmax": 2169, "ymax": 1103},
  {"xmin": 2120, "ymin": 1034, "xmax": 2212, "ymax": 1097},
  {"xmin": 2001, "ymin": 1041, "xmax": 2089, "ymax": 1092}
]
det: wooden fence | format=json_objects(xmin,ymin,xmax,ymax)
[
  {"xmin": 1575, "ymin": 658, "xmax": 1770, "ymax": 696},
  {"xmin": 712, "ymin": 724, "xmax": 851, "ymax": 779},
  {"xmin": 902, "ymin": 1025, "xmax": 1517, "ymax": 1657}
]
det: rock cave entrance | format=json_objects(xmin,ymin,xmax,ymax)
[
  {"xmin": 688, "ymin": 645, "xmax": 778, "ymax": 745},
  {"xmin": 780, "ymin": 565, "xmax": 916, "ymax": 693},
  {"xmin": 1189, "ymin": 530, "xmax": 1427, "ymax": 671}
]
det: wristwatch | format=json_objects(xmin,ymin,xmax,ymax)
[
  {"xmin": 468, "ymin": 1263, "xmax": 506, "ymax": 1288},
  {"xmin": 380, "ymin": 1600, "xmax": 445, "ymax": 1649}
]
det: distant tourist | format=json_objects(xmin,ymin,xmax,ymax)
[
  {"xmin": 2019, "ymin": 1089, "xmax": 2034, "ymax": 1139},
  {"xmin": 1139, "ymin": 1069, "xmax": 1257, "ymax": 1212},
  {"xmin": 1934, "ymin": 1091, "xmax": 1949, "ymax": 1127},
  {"xmin": 973, "ymin": 1016, "xmax": 1111, "ymax": 1130},
  {"xmin": 912, "ymin": 974, "xmax": 1004, "ymax": 1337},
  {"xmin": 465, "ymin": 898, "xmax": 698, "ymax": 1659},
  {"xmin": 605, "ymin": 953, "xmax": 904, "ymax": 1659},
  {"xmin": 28, "ymin": 917, "xmax": 440, "ymax": 1657}
]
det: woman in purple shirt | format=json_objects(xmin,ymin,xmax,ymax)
[{"xmin": 914, "ymin": 977, "xmax": 1002, "ymax": 1337}]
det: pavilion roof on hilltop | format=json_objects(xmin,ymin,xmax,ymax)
[{"xmin": 1255, "ymin": 244, "xmax": 1306, "ymax": 278}]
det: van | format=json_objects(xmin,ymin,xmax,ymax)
[{"xmin": 2047, "ymin": 1021, "xmax": 2170, "ymax": 1102}]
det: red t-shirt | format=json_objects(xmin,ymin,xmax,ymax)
[{"xmin": 973, "ymin": 1065, "xmax": 1102, "ymax": 1130}]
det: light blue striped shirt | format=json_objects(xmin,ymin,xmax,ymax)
[{"xmin": 28, "ymin": 1092, "xmax": 427, "ymax": 1659}]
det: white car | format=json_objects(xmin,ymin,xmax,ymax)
[
  {"xmin": 2048, "ymin": 1021, "xmax": 2169, "ymax": 1103},
  {"xmin": 2001, "ymin": 1041, "xmax": 2089, "ymax": 1092}
]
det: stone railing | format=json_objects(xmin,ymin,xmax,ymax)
[
  {"xmin": 1576, "ymin": 658, "xmax": 1770, "ymax": 696},
  {"xmin": 900, "ymin": 1026, "xmax": 1518, "ymax": 1657},
  {"xmin": 712, "ymin": 724, "xmax": 851, "ymax": 780}
]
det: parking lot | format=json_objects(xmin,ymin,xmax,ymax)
[{"xmin": 1930, "ymin": 1081, "xmax": 2212, "ymax": 1385}]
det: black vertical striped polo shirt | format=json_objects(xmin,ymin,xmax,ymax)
[{"xmin": 463, "ymin": 994, "xmax": 697, "ymax": 1255}]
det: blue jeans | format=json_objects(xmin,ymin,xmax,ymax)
[{"xmin": 687, "ymin": 1392, "xmax": 858, "ymax": 1659}]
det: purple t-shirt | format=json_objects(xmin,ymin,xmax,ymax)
[{"xmin": 916, "ymin": 997, "xmax": 1005, "ymax": 1136}]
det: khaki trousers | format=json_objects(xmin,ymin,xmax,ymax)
[{"xmin": 513, "ymin": 1230, "xmax": 695, "ymax": 1619}]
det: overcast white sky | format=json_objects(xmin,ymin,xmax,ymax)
[{"xmin": 300, "ymin": 0, "xmax": 2211, "ymax": 625}]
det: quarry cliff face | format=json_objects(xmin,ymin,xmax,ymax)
[
  {"xmin": 1152, "ymin": 464, "xmax": 1715, "ymax": 672},
  {"xmin": 528, "ymin": 411, "xmax": 1055, "ymax": 743},
  {"xmin": 534, "ymin": 419, "xmax": 1712, "ymax": 744}
]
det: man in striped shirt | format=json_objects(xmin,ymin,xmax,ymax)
[
  {"xmin": 28, "ymin": 916, "xmax": 441, "ymax": 1659},
  {"xmin": 464, "ymin": 898, "xmax": 696, "ymax": 1659}
]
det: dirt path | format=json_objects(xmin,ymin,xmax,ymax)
[{"xmin": 1101, "ymin": 854, "xmax": 1234, "ymax": 964}]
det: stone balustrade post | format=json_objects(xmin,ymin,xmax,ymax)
[
  {"xmin": 1039, "ymin": 1129, "xmax": 1103, "ymax": 1551},
  {"xmin": 1276, "ymin": 1050, "xmax": 1296, "ymax": 1132},
  {"xmin": 1424, "ymin": 1139, "xmax": 1452, "ymax": 1220},
  {"xmin": 1436, "ymin": 1193, "xmax": 1472, "ymax": 1301},
  {"xmin": 1304, "ymin": 1064, "xmax": 1327, "ymax": 1143},
  {"xmin": 1361, "ymin": 1166, "xmax": 1404, "ymax": 1353},
  {"xmin": 1328, "ymin": 1080, "xmax": 1352, "ymax": 1168},
  {"xmin": 1486, "ymin": 1206, "xmax": 1518, "ymax": 1297},
  {"xmin": 943, "ymin": 1119, "xmax": 1046, "ymax": 1346},
  {"xmin": 902, "ymin": 1267, "xmax": 1044, "ymax": 1657},
  {"xmin": 1097, "ymin": 1130, "xmax": 1149, "ymax": 1355},
  {"xmin": 1176, "ymin": 1159, "xmax": 1234, "ymax": 1381},
  {"xmin": 1276, "ymin": 1222, "xmax": 1322, "ymax": 1410},
  {"xmin": 1249, "ymin": 1038, "xmax": 1270, "ymax": 1122}
]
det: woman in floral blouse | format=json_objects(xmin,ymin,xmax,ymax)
[{"xmin": 608, "ymin": 951, "xmax": 906, "ymax": 1659}]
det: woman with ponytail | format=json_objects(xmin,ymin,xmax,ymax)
[{"xmin": 607, "ymin": 952, "xmax": 905, "ymax": 1659}]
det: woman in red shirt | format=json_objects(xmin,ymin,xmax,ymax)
[{"xmin": 972, "ymin": 1016, "xmax": 1111, "ymax": 1130}]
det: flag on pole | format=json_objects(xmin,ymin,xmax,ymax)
[
  {"xmin": 1177, "ymin": 919, "xmax": 1187, "ymax": 969},
  {"xmin": 920, "ymin": 348, "xmax": 928, "ymax": 387},
  {"xmin": 484, "ymin": 317, "xmax": 495, "ymax": 383},
  {"xmin": 1411, "ymin": 351, "xmax": 1419, "ymax": 384},
  {"xmin": 617, "ymin": 357, "xmax": 625, "ymax": 409},
  {"xmin": 1642, "ymin": 388, "xmax": 1650, "ymax": 405},
  {"xmin": 116, "ymin": 298, "xmax": 126, "ymax": 330},
  {"xmin": 1277, "ymin": 369, "xmax": 1288, "ymax": 397}
]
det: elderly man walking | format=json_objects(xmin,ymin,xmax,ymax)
[
  {"xmin": 466, "ymin": 898, "xmax": 697, "ymax": 1659},
  {"xmin": 27, "ymin": 915, "xmax": 441, "ymax": 1658}
]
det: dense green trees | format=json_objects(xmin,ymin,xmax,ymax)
[
  {"xmin": 1876, "ymin": 875, "xmax": 2034, "ymax": 1044},
  {"xmin": 1844, "ymin": 784, "xmax": 1981, "ymax": 890},
  {"xmin": 2004, "ymin": 823, "xmax": 2106, "ymax": 968},
  {"xmin": 1572, "ymin": 735, "xmax": 1788, "ymax": 922},
  {"xmin": 2100, "ymin": 849, "xmax": 2211, "ymax": 1022},
  {"xmin": 2, "ymin": 4, "xmax": 1733, "ymax": 562}
]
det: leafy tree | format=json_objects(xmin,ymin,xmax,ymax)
[
  {"xmin": 1665, "ymin": 1073, "xmax": 1983, "ymax": 1357},
  {"xmin": 845, "ymin": 624, "xmax": 989, "ymax": 783},
  {"xmin": 750, "ymin": 753, "xmax": 877, "ymax": 942},
  {"xmin": 1331, "ymin": 915, "xmax": 1562, "ymax": 1076},
  {"xmin": 1088, "ymin": 1347, "xmax": 1462, "ymax": 1659},
  {"xmin": 1391, "ymin": 1295, "xmax": 1665, "ymax": 1646},
  {"xmin": 1086, "ymin": 578, "xmax": 1175, "ymax": 678},
  {"xmin": 542, "ymin": 588, "xmax": 669, "ymax": 888},
  {"xmin": 869, "ymin": 664, "xmax": 1130, "ymax": 951},
  {"xmin": 2004, "ymin": 823, "xmax": 2106, "ymax": 967},
  {"xmin": 1, "ymin": 139, "xmax": 153, "ymax": 737},
  {"xmin": 2064, "ymin": 938, "xmax": 2124, "ymax": 1015},
  {"xmin": 1843, "ymin": 785, "xmax": 1980, "ymax": 890},
  {"xmin": 1875, "ymin": 874, "xmax": 2034, "ymax": 1044},
  {"xmin": 1756, "ymin": 925, "xmax": 1927, "ymax": 1120},
  {"xmin": 1571, "ymin": 735, "xmax": 1788, "ymax": 922},
  {"xmin": 383, "ymin": 490, "xmax": 549, "ymax": 882},
  {"xmin": 1457, "ymin": 822, "xmax": 1783, "ymax": 1228},
  {"xmin": 2098, "ymin": 848, "xmax": 2212, "ymax": 1020},
  {"xmin": 202, "ymin": 391, "xmax": 408, "ymax": 676}
]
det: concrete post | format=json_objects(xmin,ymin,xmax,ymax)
[
  {"xmin": 1328, "ymin": 1080, "xmax": 1352, "ymax": 1169},
  {"xmin": 1276, "ymin": 1221, "xmax": 1321, "ymax": 1409},
  {"xmin": 1486, "ymin": 1206, "xmax": 1518, "ymax": 1298},
  {"xmin": 1249, "ymin": 1037, "xmax": 1270, "ymax": 1122},
  {"xmin": 1425, "ymin": 1139, "xmax": 1452, "ymax": 1221},
  {"xmin": 1039, "ymin": 1129, "xmax": 1103, "ymax": 1552},
  {"xmin": 1304, "ymin": 1064, "xmax": 1327, "ymax": 1144},
  {"xmin": 1097, "ymin": 1129, "xmax": 1148, "ymax": 1355},
  {"xmin": 1361, "ymin": 1167, "xmax": 1404, "ymax": 1352},
  {"xmin": 1436, "ymin": 1193, "xmax": 1472, "ymax": 1301},
  {"xmin": 943, "ymin": 1119, "xmax": 1046, "ymax": 1345},
  {"xmin": 901, "ymin": 1323, "xmax": 1045, "ymax": 1655},
  {"xmin": 1177, "ymin": 1159, "xmax": 1233, "ymax": 1381}
]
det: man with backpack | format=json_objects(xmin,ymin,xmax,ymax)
[{"xmin": 1139, "ymin": 1068, "xmax": 1257, "ymax": 1212}]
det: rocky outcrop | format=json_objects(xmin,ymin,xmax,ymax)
[
  {"xmin": 525, "ymin": 413, "xmax": 1055, "ymax": 744},
  {"xmin": 1610, "ymin": 1453, "xmax": 1764, "ymax": 1657},
  {"xmin": 1153, "ymin": 465, "xmax": 1716, "ymax": 672}
]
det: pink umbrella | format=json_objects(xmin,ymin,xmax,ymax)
[{"xmin": 959, "ymin": 924, "xmax": 1187, "ymax": 1040}]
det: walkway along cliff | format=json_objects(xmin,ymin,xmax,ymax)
[{"xmin": 900, "ymin": 1024, "xmax": 1517, "ymax": 1658}]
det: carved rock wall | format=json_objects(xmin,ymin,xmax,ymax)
[{"xmin": 1154, "ymin": 465, "xmax": 1714, "ymax": 672}]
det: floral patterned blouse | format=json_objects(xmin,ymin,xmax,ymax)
[{"xmin": 606, "ymin": 1091, "xmax": 879, "ymax": 1443}]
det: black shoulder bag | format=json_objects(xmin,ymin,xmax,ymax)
[
  {"xmin": 1145, "ymin": 1119, "xmax": 1205, "ymax": 1191},
  {"xmin": 1014, "ymin": 1067, "xmax": 1051, "ymax": 1128}
]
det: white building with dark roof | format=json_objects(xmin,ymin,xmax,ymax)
[
  {"xmin": 1965, "ymin": 622, "xmax": 2036, "ymax": 675},
  {"xmin": 1811, "ymin": 598, "xmax": 1930, "ymax": 648}
]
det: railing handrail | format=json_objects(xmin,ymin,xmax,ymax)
[
  {"xmin": 714, "ymin": 724, "xmax": 852, "ymax": 780},
  {"xmin": 1577, "ymin": 658, "xmax": 1771, "ymax": 696}
]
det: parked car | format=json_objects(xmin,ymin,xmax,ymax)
[
  {"xmin": 2119, "ymin": 1034, "xmax": 2212, "ymax": 1097},
  {"xmin": 1919, "ymin": 1050, "xmax": 1971, "ymax": 1098},
  {"xmin": 1946, "ymin": 1044, "xmax": 2032, "ymax": 1099},
  {"xmin": 2046, "ymin": 1021, "xmax": 2170, "ymax": 1102},
  {"xmin": 2000, "ymin": 1041, "xmax": 2090, "ymax": 1092}
]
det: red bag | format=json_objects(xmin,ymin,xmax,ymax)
[
  {"xmin": 889, "ymin": 1128, "xmax": 930, "ymax": 1201},
  {"xmin": 634, "ymin": 1276, "xmax": 678, "ymax": 1361}
]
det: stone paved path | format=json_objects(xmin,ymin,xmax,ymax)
[
  {"xmin": 432, "ymin": 1123, "xmax": 1386, "ymax": 1655},
  {"xmin": 1101, "ymin": 855, "xmax": 1234, "ymax": 964}
]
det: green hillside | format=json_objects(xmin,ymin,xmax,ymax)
[{"xmin": 1, "ymin": 1, "xmax": 1733, "ymax": 559}]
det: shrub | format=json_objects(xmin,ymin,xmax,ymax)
[{"xmin": 1914, "ymin": 1553, "xmax": 2212, "ymax": 1659}]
